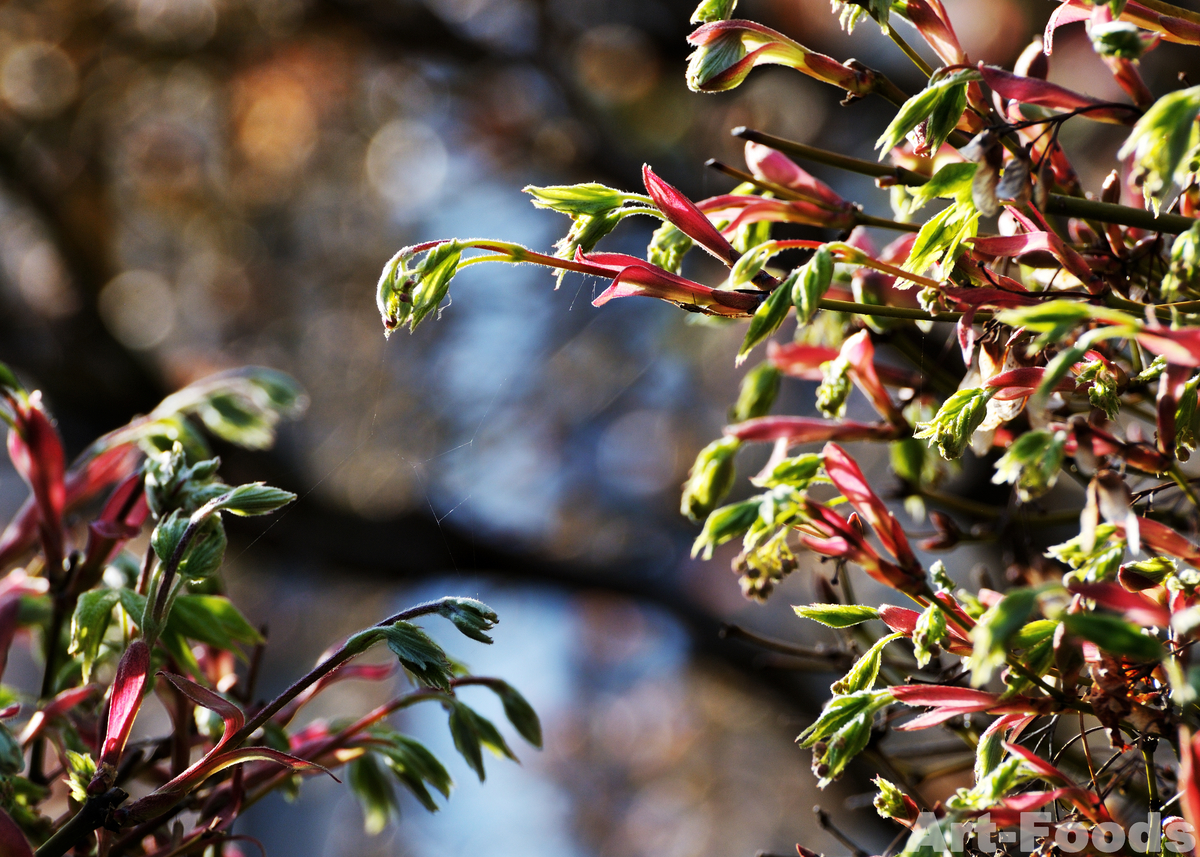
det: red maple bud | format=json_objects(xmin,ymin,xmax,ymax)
[
  {"xmin": 978, "ymin": 64, "xmax": 1137, "ymax": 125},
  {"xmin": 114, "ymin": 671, "xmax": 334, "ymax": 825},
  {"xmin": 900, "ymin": 0, "xmax": 966, "ymax": 65},
  {"xmin": 890, "ymin": 685, "xmax": 1050, "ymax": 730},
  {"xmin": 970, "ymin": 232, "xmax": 1097, "ymax": 287},
  {"xmin": 1181, "ymin": 726, "xmax": 1200, "ymax": 835},
  {"xmin": 698, "ymin": 194, "xmax": 857, "ymax": 233},
  {"xmin": 879, "ymin": 605, "xmax": 972, "ymax": 653},
  {"xmin": 797, "ymin": 499, "xmax": 926, "ymax": 595},
  {"xmin": 90, "ymin": 640, "xmax": 150, "ymax": 795},
  {"xmin": 1137, "ymin": 325, "xmax": 1200, "ymax": 368},
  {"xmin": 642, "ymin": 165, "xmax": 739, "ymax": 266},
  {"xmin": 584, "ymin": 250, "xmax": 762, "ymax": 317},
  {"xmin": 5, "ymin": 393, "xmax": 66, "ymax": 572},
  {"xmin": 744, "ymin": 141, "xmax": 845, "ymax": 208},
  {"xmin": 822, "ymin": 443, "xmax": 919, "ymax": 573},
  {"xmin": 837, "ymin": 332, "xmax": 903, "ymax": 424},
  {"xmin": 1067, "ymin": 580, "xmax": 1170, "ymax": 627},
  {"xmin": 79, "ymin": 472, "xmax": 150, "ymax": 586},
  {"xmin": 725, "ymin": 416, "xmax": 902, "ymax": 445}
]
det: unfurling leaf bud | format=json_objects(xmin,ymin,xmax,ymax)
[
  {"xmin": 524, "ymin": 183, "xmax": 631, "ymax": 217},
  {"xmin": 791, "ymin": 247, "xmax": 833, "ymax": 326},
  {"xmin": 681, "ymin": 437, "xmax": 742, "ymax": 522},
  {"xmin": 815, "ymin": 357, "xmax": 852, "ymax": 419},
  {"xmin": 738, "ymin": 282, "xmax": 793, "ymax": 364},
  {"xmin": 376, "ymin": 240, "xmax": 464, "ymax": 334},
  {"xmin": 213, "ymin": 483, "xmax": 296, "ymax": 517},
  {"xmin": 690, "ymin": 0, "xmax": 737, "ymax": 24},
  {"xmin": 1089, "ymin": 20, "xmax": 1156, "ymax": 60},
  {"xmin": 691, "ymin": 498, "xmax": 760, "ymax": 559},
  {"xmin": 912, "ymin": 387, "xmax": 996, "ymax": 460},
  {"xmin": 647, "ymin": 222, "xmax": 694, "ymax": 274},
  {"xmin": 731, "ymin": 362, "xmax": 781, "ymax": 422},
  {"xmin": 1165, "ymin": 221, "xmax": 1200, "ymax": 299},
  {"xmin": 873, "ymin": 776, "xmax": 920, "ymax": 823},
  {"xmin": 437, "ymin": 597, "xmax": 499, "ymax": 644}
]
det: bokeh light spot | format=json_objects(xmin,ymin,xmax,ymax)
[
  {"xmin": 1, "ymin": 41, "xmax": 77, "ymax": 118},
  {"xmin": 98, "ymin": 270, "xmax": 177, "ymax": 350}
]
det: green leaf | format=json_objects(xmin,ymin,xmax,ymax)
[
  {"xmin": 799, "ymin": 690, "xmax": 892, "ymax": 787},
  {"xmin": 794, "ymin": 603, "xmax": 879, "ymax": 628},
  {"xmin": 797, "ymin": 689, "xmax": 891, "ymax": 747},
  {"xmin": 791, "ymin": 247, "xmax": 834, "ymax": 326},
  {"xmin": 349, "ymin": 753, "xmax": 399, "ymax": 835},
  {"xmin": 974, "ymin": 724, "xmax": 1005, "ymax": 781},
  {"xmin": 0, "ymin": 363, "xmax": 21, "ymax": 397},
  {"xmin": 968, "ymin": 588, "xmax": 1036, "ymax": 686},
  {"xmin": 738, "ymin": 281, "xmax": 793, "ymax": 364},
  {"xmin": 170, "ymin": 595, "xmax": 264, "ymax": 652},
  {"xmin": 375, "ymin": 733, "xmax": 453, "ymax": 811},
  {"xmin": 68, "ymin": 590, "xmax": 121, "ymax": 682},
  {"xmin": 907, "ymin": 162, "xmax": 977, "ymax": 212},
  {"xmin": 903, "ymin": 201, "xmax": 979, "ymax": 277},
  {"xmin": 210, "ymin": 483, "xmax": 296, "ymax": 517},
  {"xmin": 875, "ymin": 70, "xmax": 980, "ymax": 156},
  {"xmin": 1063, "ymin": 613, "xmax": 1164, "ymax": 661},
  {"xmin": 0, "ymin": 721, "xmax": 21, "ymax": 776},
  {"xmin": 1011, "ymin": 619, "xmax": 1058, "ymax": 649},
  {"xmin": 175, "ymin": 516, "xmax": 227, "ymax": 580},
  {"xmin": 1118, "ymin": 85, "xmax": 1200, "ymax": 209},
  {"xmin": 681, "ymin": 437, "xmax": 741, "ymax": 522},
  {"xmin": 471, "ymin": 679, "xmax": 542, "ymax": 748},
  {"xmin": 913, "ymin": 605, "xmax": 948, "ymax": 669},
  {"xmin": 448, "ymin": 702, "xmax": 516, "ymax": 781},
  {"xmin": 815, "ymin": 356, "xmax": 851, "ymax": 418},
  {"xmin": 435, "ymin": 597, "xmax": 499, "ymax": 644},
  {"xmin": 383, "ymin": 622, "xmax": 454, "ymax": 690},
  {"xmin": 925, "ymin": 83, "xmax": 968, "ymax": 154},
  {"xmin": 752, "ymin": 452, "xmax": 823, "ymax": 490},
  {"xmin": 525, "ymin": 183, "xmax": 633, "ymax": 217},
  {"xmin": 832, "ymin": 632, "xmax": 900, "ymax": 694},
  {"xmin": 991, "ymin": 429, "xmax": 1067, "ymax": 502},
  {"xmin": 1046, "ymin": 524, "xmax": 1126, "ymax": 581},
  {"xmin": 410, "ymin": 240, "xmax": 464, "ymax": 328},
  {"xmin": 64, "ymin": 749, "xmax": 96, "ymax": 803},
  {"xmin": 150, "ymin": 510, "xmax": 189, "ymax": 565},
  {"xmin": 691, "ymin": 498, "xmax": 761, "ymax": 559}
]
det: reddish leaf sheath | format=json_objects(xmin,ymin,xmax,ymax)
[
  {"xmin": 90, "ymin": 640, "xmax": 150, "ymax": 794},
  {"xmin": 725, "ymin": 416, "xmax": 901, "ymax": 444},
  {"xmin": 0, "ymin": 807, "xmax": 33, "ymax": 857},
  {"xmin": 642, "ymin": 165, "xmax": 739, "ymax": 265},
  {"xmin": 6, "ymin": 395, "xmax": 66, "ymax": 571}
]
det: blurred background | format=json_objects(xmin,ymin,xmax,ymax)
[{"xmin": 0, "ymin": 0, "xmax": 1194, "ymax": 854}]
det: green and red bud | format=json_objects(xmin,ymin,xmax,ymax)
[
  {"xmin": 686, "ymin": 20, "xmax": 883, "ymax": 97},
  {"xmin": 89, "ymin": 640, "xmax": 150, "ymax": 795}
]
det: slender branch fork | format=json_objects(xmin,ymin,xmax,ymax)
[
  {"xmin": 731, "ymin": 127, "xmax": 1200, "ymax": 235},
  {"xmin": 34, "ymin": 599, "xmax": 456, "ymax": 857}
]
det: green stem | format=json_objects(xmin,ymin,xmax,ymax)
[
  {"xmin": 705, "ymin": 159, "xmax": 921, "ymax": 233},
  {"xmin": 819, "ymin": 296, "xmax": 978, "ymax": 322},
  {"xmin": 1169, "ymin": 464, "xmax": 1200, "ymax": 510},
  {"xmin": 1136, "ymin": 0, "xmax": 1200, "ymax": 25},
  {"xmin": 732, "ymin": 127, "xmax": 1200, "ymax": 234},
  {"xmin": 884, "ymin": 24, "xmax": 935, "ymax": 77}
]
